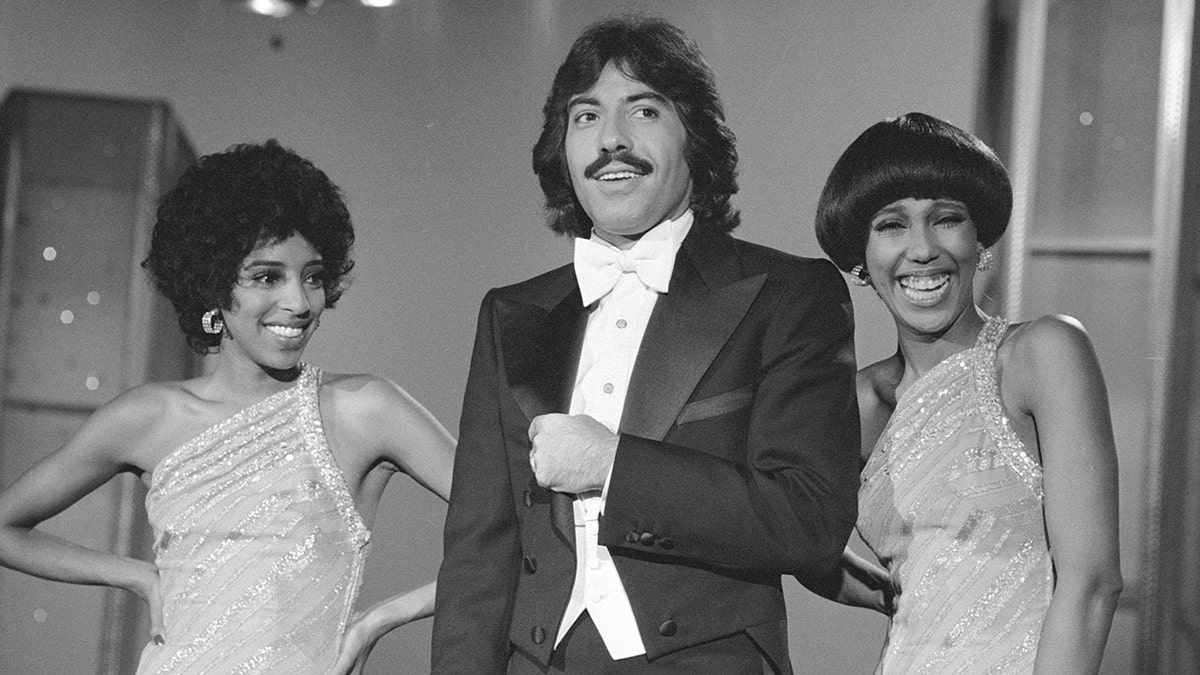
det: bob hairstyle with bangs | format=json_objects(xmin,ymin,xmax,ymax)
[
  {"xmin": 532, "ymin": 15, "xmax": 740, "ymax": 238},
  {"xmin": 815, "ymin": 112, "xmax": 1012, "ymax": 274},
  {"xmin": 143, "ymin": 139, "xmax": 355, "ymax": 354}
]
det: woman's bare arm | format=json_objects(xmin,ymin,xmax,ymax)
[
  {"xmin": 1008, "ymin": 316, "xmax": 1122, "ymax": 675},
  {"xmin": 0, "ymin": 386, "xmax": 165, "ymax": 637},
  {"xmin": 322, "ymin": 374, "xmax": 455, "ymax": 671}
]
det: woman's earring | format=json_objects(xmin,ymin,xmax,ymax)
[
  {"xmin": 201, "ymin": 309, "xmax": 224, "ymax": 335},
  {"xmin": 976, "ymin": 244, "xmax": 994, "ymax": 272},
  {"xmin": 849, "ymin": 264, "xmax": 871, "ymax": 287}
]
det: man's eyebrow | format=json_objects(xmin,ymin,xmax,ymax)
[
  {"xmin": 567, "ymin": 94, "xmax": 600, "ymax": 110},
  {"xmin": 567, "ymin": 90, "xmax": 671, "ymax": 110},
  {"xmin": 627, "ymin": 91, "xmax": 670, "ymax": 106}
]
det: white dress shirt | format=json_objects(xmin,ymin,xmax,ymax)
[{"xmin": 555, "ymin": 210, "xmax": 693, "ymax": 658}]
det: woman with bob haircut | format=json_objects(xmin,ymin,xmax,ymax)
[
  {"xmin": 0, "ymin": 140, "xmax": 453, "ymax": 674},
  {"xmin": 811, "ymin": 112, "xmax": 1122, "ymax": 673}
]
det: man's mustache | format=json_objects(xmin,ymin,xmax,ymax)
[{"xmin": 583, "ymin": 150, "xmax": 653, "ymax": 180}]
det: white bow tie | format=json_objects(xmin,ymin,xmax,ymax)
[{"xmin": 573, "ymin": 236, "xmax": 674, "ymax": 306}]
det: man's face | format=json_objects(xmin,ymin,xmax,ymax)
[{"xmin": 565, "ymin": 61, "xmax": 693, "ymax": 248}]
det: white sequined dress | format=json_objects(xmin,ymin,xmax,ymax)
[
  {"xmin": 857, "ymin": 317, "xmax": 1053, "ymax": 674},
  {"xmin": 136, "ymin": 365, "xmax": 370, "ymax": 674}
]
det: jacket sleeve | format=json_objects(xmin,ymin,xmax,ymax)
[
  {"xmin": 431, "ymin": 290, "xmax": 520, "ymax": 673},
  {"xmin": 598, "ymin": 260, "xmax": 860, "ymax": 580}
]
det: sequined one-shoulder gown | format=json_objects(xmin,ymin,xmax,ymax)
[
  {"xmin": 857, "ymin": 317, "xmax": 1053, "ymax": 674},
  {"xmin": 136, "ymin": 365, "xmax": 370, "ymax": 674}
]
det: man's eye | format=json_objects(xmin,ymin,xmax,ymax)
[
  {"xmin": 634, "ymin": 107, "xmax": 660, "ymax": 119},
  {"xmin": 573, "ymin": 111, "xmax": 598, "ymax": 124}
]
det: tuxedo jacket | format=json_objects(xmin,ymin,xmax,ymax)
[{"xmin": 431, "ymin": 226, "xmax": 860, "ymax": 673}]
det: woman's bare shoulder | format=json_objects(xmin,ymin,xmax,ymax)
[
  {"xmin": 858, "ymin": 354, "xmax": 903, "ymax": 409},
  {"xmin": 998, "ymin": 314, "xmax": 1102, "ymax": 407},
  {"xmin": 317, "ymin": 372, "xmax": 436, "ymax": 439},
  {"xmin": 319, "ymin": 372, "xmax": 417, "ymax": 411},
  {"xmin": 62, "ymin": 379, "xmax": 204, "ymax": 467},
  {"xmin": 316, "ymin": 371, "xmax": 453, "ymax": 482},
  {"xmin": 1001, "ymin": 314, "xmax": 1095, "ymax": 371},
  {"xmin": 92, "ymin": 381, "xmax": 190, "ymax": 429},
  {"xmin": 857, "ymin": 354, "xmax": 902, "ymax": 462}
]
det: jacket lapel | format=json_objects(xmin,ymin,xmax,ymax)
[
  {"xmin": 496, "ymin": 269, "xmax": 587, "ymax": 424},
  {"xmin": 495, "ymin": 266, "xmax": 585, "ymax": 546},
  {"xmin": 621, "ymin": 231, "xmax": 766, "ymax": 441}
]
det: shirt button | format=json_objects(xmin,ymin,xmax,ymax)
[
  {"xmin": 616, "ymin": 319, "xmax": 627, "ymax": 329},
  {"xmin": 603, "ymin": 383, "xmax": 614, "ymax": 394}
]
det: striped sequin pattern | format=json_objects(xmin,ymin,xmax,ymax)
[
  {"xmin": 858, "ymin": 317, "xmax": 1053, "ymax": 674},
  {"xmin": 138, "ymin": 365, "xmax": 369, "ymax": 674}
]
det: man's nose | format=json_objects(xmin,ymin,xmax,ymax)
[{"xmin": 599, "ymin": 115, "xmax": 630, "ymax": 154}]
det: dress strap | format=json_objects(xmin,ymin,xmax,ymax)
[
  {"xmin": 976, "ymin": 314, "xmax": 1010, "ymax": 352},
  {"xmin": 971, "ymin": 316, "xmax": 1044, "ymax": 498}
]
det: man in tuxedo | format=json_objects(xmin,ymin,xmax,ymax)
[{"xmin": 432, "ymin": 15, "xmax": 859, "ymax": 674}]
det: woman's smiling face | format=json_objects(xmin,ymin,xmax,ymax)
[
  {"xmin": 864, "ymin": 197, "xmax": 981, "ymax": 341},
  {"xmin": 219, "ymin": 233, "xmax": 326, "ymax": 373}
]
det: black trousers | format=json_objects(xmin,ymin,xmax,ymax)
[{"xmin": 507, "ymin": 612, "xmax": 778, "ymax": 675}]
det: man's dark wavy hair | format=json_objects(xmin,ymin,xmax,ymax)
[
  {"xmin": 815, "ymin": 112, "xmax": 1012, "ymax": 273},
  {"xmin": 532, "ymin": 15, "xmax": 740, "ymax": 238},
  {"xmin": 143, "ymin": 139, "xmax": 355, "ymax": 354}
]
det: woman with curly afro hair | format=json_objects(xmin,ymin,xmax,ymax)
[{"xmin": 0, "ymin": 140, "xmax": 453, "ymax": 674}]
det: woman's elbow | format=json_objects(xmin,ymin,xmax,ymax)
[
  {"xmin": 1095, "ymin": 569, "xmax": 1124, "ymax": 606},
  {"xmin": 1062, "ymin": 567, "xmax": 1123, "ymax": 613}
]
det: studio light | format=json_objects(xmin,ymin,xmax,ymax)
[{"xmin": 233, "ymin": 0, "xmax": 397, "ymax": 18}]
